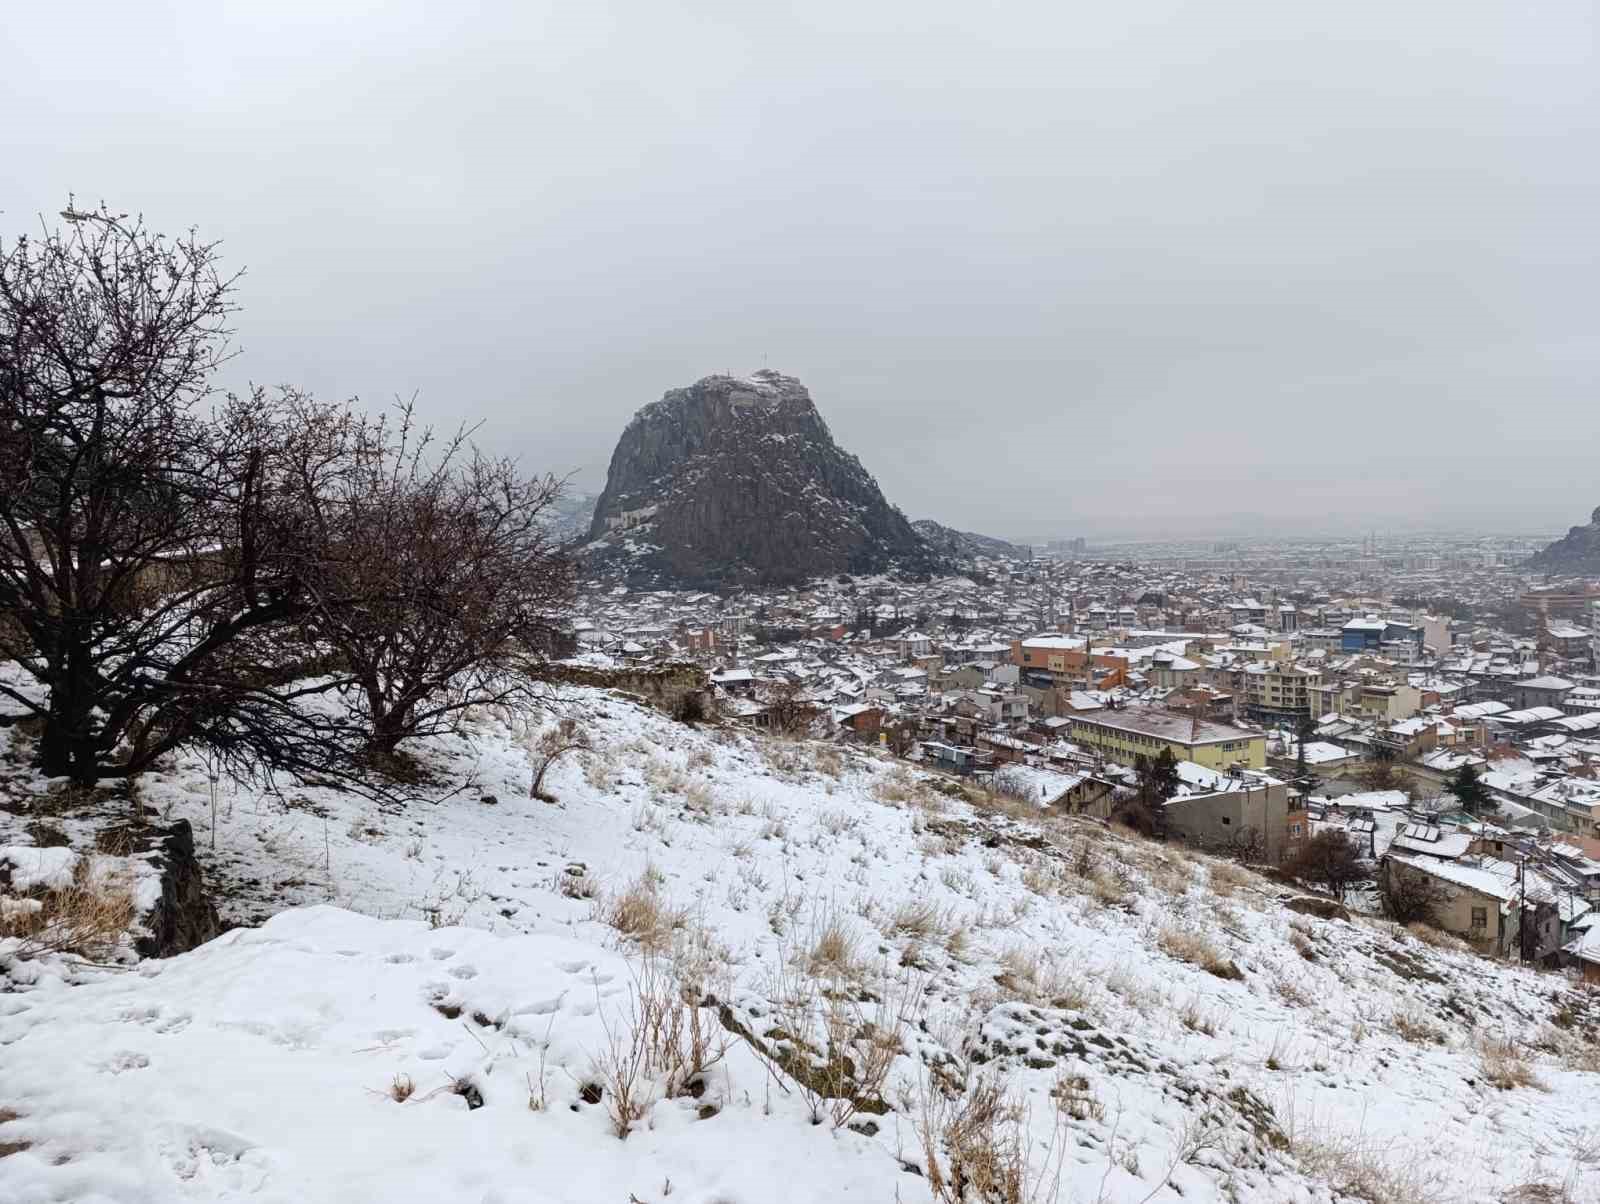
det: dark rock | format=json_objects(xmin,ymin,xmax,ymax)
[
  {"xmin": 133, "ymin": 820, "xmax": 221, "ymax": 959},
  {"xmin": 587, "ymin": 371, "xmax": 948, "ymax": 587}
]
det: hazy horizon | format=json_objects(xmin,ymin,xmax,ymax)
[{"xmin": 6, "ymin": 2, "xmax": 1596, "ymax": 540}]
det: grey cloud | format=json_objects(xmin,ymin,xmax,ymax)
[{"xmin": 5, "ymin": 0, "xmax": 1595, "ymax": 539}]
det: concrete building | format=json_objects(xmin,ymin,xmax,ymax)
[
  {"xmin": 1241, "ymin": 663, "xmax": 1322, "ymax": 725},
  {"xmin": 1162, "ymin": 762, "xmax": 1298, "ymax": 864},
  {"xmin": 1069, "ymin": 708, "xmax": 1265, "ymax": 770}
]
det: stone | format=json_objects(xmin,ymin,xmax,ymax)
[{"xmin": 133, "ymin": 820, "xmax": 222, "ymax": 959}]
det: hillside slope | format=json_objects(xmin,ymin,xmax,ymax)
[
  {"xmin": 1529, "ymin": 505, "xmax": 1600, "ymax": 574},
  {"xmin": 4, "ymin": 689, "xmax": 1600, "ymax": 1202}
]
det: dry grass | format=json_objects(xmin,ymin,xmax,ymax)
[
  {"xmin": 1157, "ymin": 924, "xmax": 1241, "ymax": 980},
  {"xmin": 1020, "ymin": 855, "xmax": 1066, "ymax": 897},
  {"xmin": 804, "ymin": 912, "xmax": 862, "ymax": 978},
  {"xmin": 917, "ymin": 1071, "xmax": 1066, "ymax": 1204},
  {"xmin": 1178, "ymin": 994, "xmax": 1219, "ymax": 1036},
  {"xmin": 557, "ymin": 870, "xmax": 599, "ymax": 900},
  {"xmin": 1207, "ymin": 859, "xmax": 1254, "ymax": 899},
  {"xmin": 996, "ymin": 945, "xmax": 1088, "ymax": 1010},
  {"xmin": 1405, "ymin": 922, "xmax": 1472, "ymax": 955},
  {"xmin": 1273, "ymin": 973, "xmax": 1315, "ymax": 1010},
  {"xmin": 1477, "ymin": 1034, "xmax": 1545, "ymax": 1091},
  {"xmin": 597, "ymin": 868, "xmax": 686, "ymax": 953},
  {"xmin": 386, "ymin": 1072, "xmax": 416, "ymax": 1102},
  {"xmin": 1051, "ymin": 1069, "xmax": 1105, "ymax": 1122},
  {"xmin": 1392, "ymin": 1008, "xmax": 1446, "ymax": 1046},
  {"xmin": 1288, "ymin": 926, "xmax": 1318, "ymax": 961},
  {"xmin": 889, "ymin": 899, "xmax": 950, "ymax": 942},
  {"xmin": 591, "ymin": 958, "xmax": 729, "ymax": 1138},
  {"xmin": 0, "ymin": 859, "xmax": 136, "ymax": 961},
  {"xmin": 811, "ymin": 745, "xmax": 844, "ymax": 777},
  {"xmin": 818, "ymin": 808, "xmax": 857, "ymax": 837},
  {"xmin": 1085, "ymin": 864, "xmax": 1130, "ymax": 909},
  {"xmin": 1288, "ymin": 1124, "xmax": 1452, "ymax": 1204}
]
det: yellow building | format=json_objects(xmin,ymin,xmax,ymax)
[{"xmin": 1069, "ymin": 708, "xmax": 1265, "ymax": 770}]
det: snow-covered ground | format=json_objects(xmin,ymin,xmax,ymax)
[{"xmin": 4, "ymin": 686, "xmax": 1600, "ymax": 1202}]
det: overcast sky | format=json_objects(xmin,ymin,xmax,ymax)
[{"xmin": 6, "ymin": 2, "xmax": 1597, "ymax": 539}]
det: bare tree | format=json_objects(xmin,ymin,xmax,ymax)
[
  {"xmin": 0, "ymin": 204, "xmax": 571, "ymax": 794},
  {"xmin": 1379, "ymin": 862, "xmax": 1449, "ymax": 926},
  {"xmin": 284, "ymin": 396, "xmax": 574, "ymax": 761},
  {"xmin": 526, "ymin": 717, "xmax": 589, "ymax": 802},
  {"xmin": 0, "ymin": 205, "xmax": 380, "ymax": 787},
  {"xmin": 759, "ymin": 680, "xmax": 818, "ymax": 737},
  {"xmin": 1287, "ymin": 829, "xmax": 1368, "ymax": 902}
]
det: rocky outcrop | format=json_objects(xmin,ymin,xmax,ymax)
[
  {"xmin": 133, "ymin": 820, "xmax": 221, "ymax": 959},
  {"xmin": 911, "ymin": 519, "xmax": 1022, "ymax": 563},
  {"xmin": 587, "ymin": 371, "xmax": 946, "ymax": 587},
  {"xmin": 1529, "ymin": 506, "xmax": 1600, "ymax": 574}
]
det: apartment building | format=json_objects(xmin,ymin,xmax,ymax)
[{"xmin": 1069, "ymin": 707, "xmax": 1265, "ymax": 770}]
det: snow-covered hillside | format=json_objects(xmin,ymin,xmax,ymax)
[{"xmin": 4, "ymin": 687, "xmax": 1600, "ymax": 1203}]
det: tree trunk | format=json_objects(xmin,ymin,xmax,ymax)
[{"xmin": 37, "ymin": 700, "xmax": 99, "ymax": 786}]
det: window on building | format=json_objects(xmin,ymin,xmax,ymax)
[
  {"xmin": 1221, "ymin": 817, "xmax": 1231, "ymax": 826},
  {"xmin": 1471, "ymin": 907, "xmax": 1487, "ymax": 931}
]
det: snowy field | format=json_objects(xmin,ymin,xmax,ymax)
[{"xmin": 5, "ymin": 685, "xmax": 1600, "ymax": 1203}]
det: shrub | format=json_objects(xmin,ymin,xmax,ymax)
[
  {"xmin": 0, "ymin": 859, "xmax": 135, "ymax": 962},
  {"xmin": 1477, "ymin": 1034, "xmax": 1544, "ymax": 1091},
  {"xmin": 598, "ymin": 869, "xmax": 685, "ymax": 953},
  {"xmin": 1158, "ymin": 924, "xmax": 1241, "ymax": 980},
  {"xmin": 1392, "ymin": 1008, "xmax": 1446, "ymax": 1046}
]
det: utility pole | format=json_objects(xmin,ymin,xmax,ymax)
[{"xmin": 1519, "ymin": 854, "xmax": 1529, "ymax": 964}]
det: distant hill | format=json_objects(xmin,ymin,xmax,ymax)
[
  {"xmin": 585, "ymin": 370, "xmax": 948, "ymax": 588},
  {"xmin": 911, "ymin": 519, "xmax": 1023, "ymax": 562},
  {"xmin": 1528, "ymin": 505, "xmax": 1600, "ymax": 573}
]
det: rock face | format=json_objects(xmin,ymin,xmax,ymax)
[
  {"xmin": 133, "ymin": 820, "xmax": 221, "ymax": 959},
  {"xmin": 1528, "ymin": 506, "xmax": 1600, "ymax": 573},
  {"xmin": 911, "ymin": 519, "xmax": 1022, "ymax": 563},
  {"xmin": 587, "ymin": 371, "xmax": 945, "ymax": 587}
]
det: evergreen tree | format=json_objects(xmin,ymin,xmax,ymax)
[{"xmin": 1449, "ymin": 762, "xmax": 1494, "ymax": 816}]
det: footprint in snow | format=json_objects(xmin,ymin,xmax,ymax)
[
  {"xmin": 448, "ymin": 965, "xmax": 478, "ymax": 980},
  {"xmin": 429, "ymin": 947, "xmax": 455, "ymax": 961},
  {"xmin": 557, "ymin": 960, "xmax": 589, "ymax": 974},
  {"xmin": 153, "ymin": 1011, "xmax": 193, "ymax": 1035},
  {"xmin": 417, "ymin": 1045, "xmax": 451, "ymax": 1060},
  {"xmin": 101, "ymin": 1050, "xmax": 151, "ymax": 1074},
  {"xmin": 515, "ymin": 995, "xmax": 566, "ymax": 1017},
  {"xmin": 385, "ymin": 953, "xmax": 416, "ymax": 964}
]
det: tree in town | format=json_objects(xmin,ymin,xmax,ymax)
[
  {"xmin": 1287, "ymin": 829, "xmax": 1368, "ymax": 902},
  {"xmin": 1448, "ymin": 762, "xmax": 1495, "ymax": 816},
  {"xmin": 759, "ymin": 679, "xmax": 818, "ymax": 737},
  {"xmin": 1357, "ymin": 748, "xmax": 1401, "ymax": 792},
  {"xmin": 1379, "ymin": 862, "xmax": 1449, "ymax": 926},
  {"xmin": 1294, "ymin": 713, "xmax": 1316, "ymax": 786},
  {"xmin": 1114, "ymin": 746, "xmax": 1180, "ymax": 836}
]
